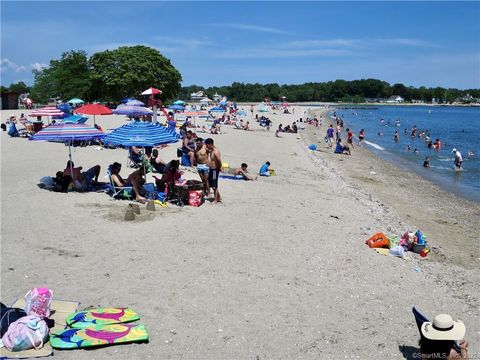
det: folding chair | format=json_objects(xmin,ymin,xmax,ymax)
[
  {"xmin": 106, "ymin": 167, "xmax": 133, "ymax": 200},
  {"xmin": 127, "ymin": 147, "xmax": 143, "ymax": 168}
]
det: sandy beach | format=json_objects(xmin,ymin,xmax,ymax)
[{"xmin": 1, "ymin": 106, "xmax": 478, "ymax": 359}]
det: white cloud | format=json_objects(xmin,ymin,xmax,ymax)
[
  {"xmin": 31, "ymin": 62, "xmax": 48, "ymax": 71},
  {"xmin": 0, "ymin": 58, "xmax": 27, "ymax": 73},
  {"xmin": 206, "ymin": 23, "xmax": 286, "ymax": 34},
  {"xmin": 217, "ymin": 48, "xmax": 352, "ymax": 59}
]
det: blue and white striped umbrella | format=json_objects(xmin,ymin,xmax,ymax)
[
  {"xmin": 103, "ymin": 121, "xmax": 181, "ymax": 147},
  {"xmin": 113, "ymin": 105, "xmax": 153, "ymax": 116}
]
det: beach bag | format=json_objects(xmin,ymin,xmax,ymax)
[
  {"xmin": 1, "ymin": 303, "xmax": 27, "ymax": 337},
  {"xmin": 1, "ymin": 315, "xmax": 49, "ymax": 351},
  {"xmin": 24, "ymin": 288, "xmax": 53, "ymax": 318}
]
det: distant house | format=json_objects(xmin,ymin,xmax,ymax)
[
  {"xmin": 386, "ymin": 95, "xmax": 404, "ymax": 103},
  {"xmin": 190, "ymin": 91, "xmax": 204, "ymax": 100}
]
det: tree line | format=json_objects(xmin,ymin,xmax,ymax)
[
  {"xmin": 179, "ymin": 80, "xmax": 480, "ymax": 104},
  {"xmin": 1, "ymin": 45, "xmax": 479, "ymax": 104}
]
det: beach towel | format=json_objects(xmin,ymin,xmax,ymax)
[{"xmin": 219, "ymin": 174, "xmax": 246, "ymax": 181}]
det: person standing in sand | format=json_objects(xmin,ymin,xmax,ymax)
[
  {"xmin": 195, "ymin": 137, "xmax": 210, "ymax": 196},
  {"xmin": 205, "ymin": 138, "xmax": 222, "ymax": 203}
]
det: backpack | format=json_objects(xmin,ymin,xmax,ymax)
[
  {"xmin": 0, "ymin": 303, "xmax": 27, "ymax": 337},
  {"xmin": 1, "ymin": 315, "xmax": 49, "ymax": 351}
]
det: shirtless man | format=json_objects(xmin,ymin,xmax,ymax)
[
  {"xmin": 205, "ymin": 138, "xmax": 222, "ymax": 203},
  {"xmin": 234, "ymin": 163, "xmax": 257, "ymax": 180},
  {"xmin": 195, "ymin": 137, "xmax": 210, "ymax": 196}
]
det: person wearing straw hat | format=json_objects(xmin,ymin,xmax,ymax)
[{"xmin": 420, "ymin": 313, "xmax": 469, "ymax": 359}]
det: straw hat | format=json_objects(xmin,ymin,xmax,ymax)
[{"xmin": 421, "ymin": 314, "xmax": 465, "ymax": 340}]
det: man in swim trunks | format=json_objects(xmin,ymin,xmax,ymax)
[
  {"xmin": 346, "ymin": 128, "xmax": 354, "ymax": 149},
  {"xmin": 205, "ymin": 138, "xmax": 222, "ymax": 203},
  {"xmin": 234, "ymin": 163, "xmax": 257, "ymax": 181},
  {"xmin": 195, "ymin": 137, "xmax": 209, "ymax": 196}
]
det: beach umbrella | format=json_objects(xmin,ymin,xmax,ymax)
[
  {"xmin": 141, "ymin": 87, "xmax": 162, "ymax": 96},
  {"xmin": 173, "ymin": 100, "xmax": 185, "ymax": 106},
  {"xmin": 74, "ymin": 103, "xmax": 112, "ymax": 125},
  {"xmin": 120, "ymin": 97, "xmax": 137, "ymax": 104},
  {"xmin": 30, "ymin": 123, "xmax": 105, "ymax": 174},
  {"xmin": 200, "ymin": 97, "xmax": 212, "ymax": 104},
  {"xmin": 68, "ymin": 98, "xmax": 84, "ymax": 105},
  {"xmin": 237, "ymin": 110, "xmax": 247, "ymax": 117},
  {"xmin": 168, "ymin": 104, "xmax": 185, "ymax": 111},
  {"xmin": 181, "ymin": 111, "xmax": 208, "ymax": 133},
  {"xmin": 218, "ymin": 100, "xmax": 228, "ymax": 106},
  {"xmin": 113, "ymin": 105, "xmax": 153, "ymax": 117},
  {"xmin": 257, "ymin": 106, "xmax": 269, "ymax": 113},
  {"xmin": 209, "ymin": 107, "xmax": 225, "ymax": 113},
  {"xmin": 29, "ymin": 107, "xmax": 64, "ymax": 118},
  {"xmin": 104, "ymin": 121, "xmax": 181, "ymax": 173},
  {"xmin": 58, "ymin": 114, "xmax": 89, "ymax": 124},
  {"xmin": 141, "ymin": 87, "xmax": 162, "ymax": 123},
  {"xmin": 125, "ymin": 99, "xmax": 145, "ymax": 106},
  {"xmin": 103, "ymin": 121, "xmax": 180, "ymax": 147}
]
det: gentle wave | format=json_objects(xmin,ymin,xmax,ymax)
[{"xmin": 364, "ymin": 141, "xmax": 385, "ymax": 151}]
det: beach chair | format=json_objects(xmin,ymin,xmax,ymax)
[
  {"xmin": 127, "ymin": 147, "xmax": 143, "ymax": 168},
  {"xmin": 106, "ymin": 167, "xmax": 133, "ymax": 200},
  {"xmin": 412, "ymin": 306, "xmax": 461, "ymax": 353}
]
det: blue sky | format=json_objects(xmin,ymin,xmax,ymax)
[{"xmin": 1, "ymin": 1, "xmax": 479, "ymax": 89}]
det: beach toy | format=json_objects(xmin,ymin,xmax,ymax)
[
  {"xmin": 50, "ymin": 323, "xmax": 148, "ymax": 349},
  {"xmin": 366, "ymin": 232, "xmax": 390, "ymax": 248},
  {"xmin": 308, "ymin": 144, "xmax": 317, "ymax": 151},
  {"xmin": 420, "ymin": 249, "xmax": 428, "ymax": 257},
  {"xmin": 65, "ymin": 308, "xmax": 140, "ymax": 329}
]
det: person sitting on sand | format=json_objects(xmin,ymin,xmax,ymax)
[
  {"xmin": 210, "ymin": 123, "xmax": 220, "ymax": 134},
  {"xmin": 126, "ymin": 166, "xmax": 147, "ymax": 202},
  {"xmin": 259, "ymin": 161, "xmax": 271, "ymax": 176},
  {"xmin": 154, "ymin": 160, "xmax": 181, "ymax": 194},
  {"xmin": 63, "ymin": 161, "xmax": 101, "ymax": 191},
  {"xmin": 244, "ymin": 121, "xmax": 253, "ymax": 131},
  {"xmin": 419, "ymin": 313, "xmax": 469, "ymax": 359},
  {"xmin": 334, "ymin": 139, "xmax": 351, "ymax": 155},
  {"xmin": 234, "ymin": 163, "xmax": 257, "ymax": 180},
  {"xmin": 150, "ymin": 149, "xmax": 166, "ymax": 174}
]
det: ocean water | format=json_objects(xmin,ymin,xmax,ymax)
[{"xmin": 333, "ymin": 105, "xmax": 480, "ymax": 202}]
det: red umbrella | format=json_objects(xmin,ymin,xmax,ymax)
[
  {"xmin": 74, "ymin": 103, "xmax": 112, "ymax": 125},
  {"xmin": 141, "ymin": 87, "xmax": 162, "ymax": 96}
]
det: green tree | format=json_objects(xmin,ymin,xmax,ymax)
[
  {"xmin": 89, "ymin": 45, "xmax": 182, "ymax": 101},
  {"xmin": 8, "ymin": 81, "xmax": 30, "ymax": 94},
  {"xmin": 30, "ymin": 50, "xmax": 90, "ymax": 103}
]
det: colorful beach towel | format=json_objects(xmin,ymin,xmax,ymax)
[
  {"xmin": 65, "ymin": 308, "xmax": 139, "ymax": 329},
  {"xmin": 50, "ymin": 323, "xmax": 148, "ymax": 349}
]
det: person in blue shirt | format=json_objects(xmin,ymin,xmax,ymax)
[
  {"xmin": 259, "ymin": 161, "xmax": 271, "ymax": 176},
  {"xmin": 334, "ymin": 139, "xmax": 351, "ymax": 155},
  {"xmin": 326, "ymin": 125, "xmax": 334, "ymax": 147}
]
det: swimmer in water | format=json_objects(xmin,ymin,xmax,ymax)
[
  {"xmin": 414, "ymin": 148, "xmax": 419, "ymax": 154},
  {"xmin": 423, "ymin": 157, "xmax": 430, "ymax": 168},
  {"xmin": 467, "ymin": 150, "xmax": 475, "ymax": 157},
  {"xmin": 394, "ymin": 130, "xmax": 399, "ymax": 142}
]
